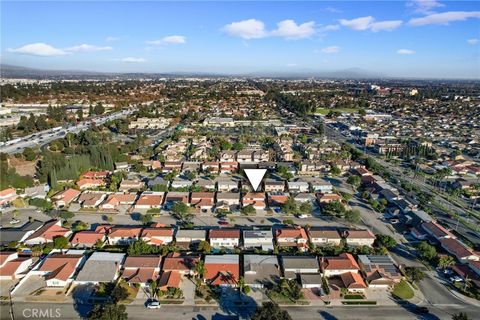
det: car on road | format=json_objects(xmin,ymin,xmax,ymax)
[
  {"xmin": 413, "ymin": 306, "xmax": 429, "ymax": 314},
  {"xmin": 218, "ymin": 220, "xmax": 229, "ymax": 225},
  {"xmin": 297, "ymin": 214, "xmax": 309, "ymax": 219},
  {"xmin": 146, "ymin": 299, "xmax": 161, "ymax": 309}
]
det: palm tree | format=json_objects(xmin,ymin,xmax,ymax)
[
  {"xmin": 193, "ymin": 260, "xmax": 206, "ymax": 281},
  {"xmin": 438, "ymin": 256, "xmax": 455, "ymax": 269},
  {"xmin": 149, "ymin": 279, "xmax": 158, "ymax": 299}
]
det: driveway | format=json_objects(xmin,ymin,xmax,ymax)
[
  {"xmin": 12, "ymin": 275, "xmax": 45, "ymax": 298},
  {"xmin": 180, "ymin": 277, "xmax": 196, "ymax": 305}
]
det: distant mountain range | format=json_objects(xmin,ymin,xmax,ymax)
[{"xmin": 1, "ymin": 63, "xmax": 388, "ymax": 80}]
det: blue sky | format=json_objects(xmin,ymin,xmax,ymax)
[{"xmin": 1, "ymin": 1, "xmax": 479, "ymax": 78}]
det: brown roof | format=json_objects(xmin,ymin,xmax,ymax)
[
  {"xmin": 209, "ymin": 229, "xmax": 240, "ymax": 239},
  {"xmin": 321, "ymin": 253, "xmax": 360, "ymax": 271},
  {"xmin": 123, "ymin": 256, "xmax": 162, "ymax": 268}
]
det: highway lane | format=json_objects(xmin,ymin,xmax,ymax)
[{"xmin": 0, "ymin": 109, "xmax": 134, "ymax": 155}]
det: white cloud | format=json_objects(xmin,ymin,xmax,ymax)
[
  {"xmin": 467, "ymin": 38, "xmax": 479, "ymax": 45},
  {"xmin": 66, "ymin": 44, "xmax": 112, "ymax": 53},
  {"xmin": 7, "ymin": 43, "xmax": 67, "ymax": 56},
  {"xmin": 397, "ymin": 49, "xmax": 416, "ymax": 55},
  {"xmin": 105, "ymin": 36, "xmax": 120, "ymax": 42},
  {"xmin": 223, "ymin": 19, "xmax": 267, "ymax": 39},
  {"xmin": 320, "ymin": 46, "xmax": 341, "ymax": 54},
  {"xmin": 146, "ymin": 35, "xmax": 186, "ymax": 45},
  {"xmin": 286, "ymin": 63, "xmax": 298, "ymax": 67},
  {"xmin": 370, "ymin": 20, "xmax": 403, "ymax": 32},
  {"xmin": 319, "ymin": 24, "xmax": 340, "ymax": 32},
  {"xmin": 271, "ymin": 20, "xmax": 315, "ymax": 39},
  {"xmin": 409, "ymin": 11, "xmax": 480, "ymax": 26},
  {"xmin": 407, "ymin": 0, "xmax": 445, "ymax": 14},
  {"xmin": 339, "ymin": 16, "xmax": 402, "ymax": 32},
  {"xmin": 120, "ymin": 57, "xmax": 146, "ymax": 63},
  {"xmin": 324, "ymin": 7, "xmax": 342, "ymax": 14},
  {"xmin": 339, "ymin": 16, "xmax": 375, "ymax": 30}
]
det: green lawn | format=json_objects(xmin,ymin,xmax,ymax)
[
  {"xmin": 392, "ymin": 280, "xmax": 414, "ymax": 300},
  {"xmin": 314, "ymin": 108, "xmax": 359, "ymax": 115}
]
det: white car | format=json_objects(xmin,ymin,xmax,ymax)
[
  {"xmin": 10, "ymin": 218, "xmax": 20, "ymax": 225},
  {"xmin": 297, "ymin": 214, "xmax": 309, "ymax": 219},
  {"xmin": 146, "ymin": 300, "xmax": 161, "ymax": 309}
]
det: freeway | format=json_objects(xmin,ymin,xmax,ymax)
[{"xmin": 0, "ymin": 109, "xmax": 135, "ymax": 155}]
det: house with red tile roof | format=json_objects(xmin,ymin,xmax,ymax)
[
  {"xmin": 23, "ymin": 220, "xmax": 72, "ymax": 245},
  {"xmin": 158, "ymin": 270, "xmax": 182, "ymax": 290},
  {"xmin": 209, "ymin": 229, "xmax": 240, "ymax": 249},
  {"xmin": 267, "ymin": 192, "xmax": 289, "ymax": 208},
  {"xmin": 0, "ymin": 252, "xmax": 32, "ymax": 280},
  {"xmin": 275, "ymin": 227, "xmax": 309, "ymax": 251},
  {"xmin": 422, "ymin": 221, "xmax": 455, "ymax": 241},
  {"xmin": 76, "ymin": 178, "xmax": 106, "ymax": 190},
  {"xmin": 100, "ymin": 193, "xmax": 137, "ymax": 210},
  {"xmin": 202, "ymin": 161, "xmax": 220, "ymax": 173},
  {"xmin": 70, "ymin": 230, "xmax": 106, "ymax": 248},
  {"xmin": 0, "ymin": 188, "xmax": 18, "ymax": 206},
  {"xmin": 134, "ymin": 191, "xmax": 164, "ymax": 209},
  {"xmin": 220, "ymin": 161, "xmax": 238, "ymax": 173},
  {"xmin": 33, "ymin": 251, "xmax": 86, "ymax": 287},
  {"xmin": 121, "ymin": 255, "xmax": 161, "ymax": 286},
  {"xmin": 340, "ymin": 271, "xmax": 368, "ymax": 292},
  {"xmin": 162, "ymin": 253, "xmax": 200, "ymax": 276},
  {"xmin": 316, "ymin": 193, "xmax": 342, "ymax": 204},
  {"xmin": 164, "ymin": 192, "xmax": 189, "ymax": 208},
  {"xmin": 204, "ymin": 255, "xmax": 239, "ymax": 287},
  {"xmin": 190, "ymin": 192, "xmax": 215, "ymax": 213},
  {"xmin": 51, "ymin": 188, "xmax": 81, "ymax": 208},
  {"xmin": 81, "ymin": 171, "xmax": 110, "ymax": 179},
  {"xmin": 242, "ymin": 192, "xmax": 266, "ymax": 210},
  {"xmin": 440, "ymin": 238, "xmax": 479, "ymax": 262},
  {"xmin": 320, "ymin": 253, "xmax": 360, "ymax": 277},
  {"xmin": 107, "ymin": 227, "xmax": 142, "ymax": 245},
  {"xmin": 140, "ymin": 227, "xmax": 174, "ymax": 245}
]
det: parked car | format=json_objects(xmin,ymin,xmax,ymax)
[
  {"xmin": 218, "ymin": 220, "xmax": 229, "ymax": 225},
  {"xmin": 146, "ymin": 299, "xmax": 161, "ymax": 309}
]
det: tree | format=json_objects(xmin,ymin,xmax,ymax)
[
  {"xmin": 197, "ymin": 240, "xmax": 211, "ymax": 254},
  {"xmin": 438, "ymin": 255, "xmax": 455, "ymax": 269},
  {"xmin": 149, "ymin": 280, "xmax": 158, "ymax": 299},
  {"xmin": 88, "ymin": 303, "xmax": 128, "ymax": 320},
  {"xmin": 22, "ymin": 147, "xmax": 36, "ymax": 161},
  {"xmin": 282, "ymin": 197, "xmax": 297, "ymax": 215},
  {"xmin": 171, "ymin": 202, "xmax": 192, "ymax": 224},
  {"xmin": 193, "ymin": 260, "xmax": 206, "ymax": 279},
  {"xmin": 405, "ymin": 267, "xmax": 425, "ymax": 283},
  {"xmin": 299, "ymin": 202, "xmax": 312, "ymax": 215},
  {"xmin": 330, "ymin": 166, "xmax": 341, "ymax": 176},
  {"xmin": 140, "ymin": 213, "xmax": 153, "ymax": 225},
  {"xmin": 241, "ymin": 205, "xmax": 256, "ymax": 216},
  {"xmin": 347, "ymin": 175, "xmax": 361, "ymax": 188},
  {"xmin": 452, "ymin": 312, "xmax": 471, "ymax": 320},
  {"xmin": 416, "ymin": 241, "xmax": 437, "ymax": 261},
  {"xmin": 53, "ymin": 236, "xmax": 69, "ymax": 249},
  {"xmin": 111, "ymin": 284, "xmax": 129, "ymax": 303},
  {"xmin": 321, "ymin": 201, "xmax": 345, "ymax": 217},
  {"xmin": 344, "ymin": 209, "xmax": 361, "ymax": 224},
  {"xmin": 375, "ymin": 234, "xmax": 397, "ymax": 249},
  {"xmin": 94, "ymin": 102, "xmax": 105, "ymax": 115},
  {"xmin": 76, "ymin": 108, "xmax": 84, "ymax": 121},
  {"xmin": 59, "ymin": 210, "xmax": 75, "ymax": 221},
  {"xmin": 252, "ymin": 302, "xmax": 292, "ymax": 320}
]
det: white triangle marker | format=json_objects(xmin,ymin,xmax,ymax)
[{"xmin": 244, "ymin": 169, "xmax": 267, "ymax": 191}]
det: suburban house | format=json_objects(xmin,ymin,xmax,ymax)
[
  {"xmin": 76, "ymin": 178, "xmax": 106, "ymax": 190},
  {"xmin": 0, "ymin": 188, "xmax": 18, "ymax": 206},
  {"xmin": 174, "ymin": 229, "xmax": 206, "ymax": 249},
  {"xmin": 134, "ymin": 192, "xmax": 164, "ymax": 209},
  {"xmin": 243, "ymin": 230, "xmax": 274, "ymax": 251},
  {"xmin": 81, "ymin": 171, "xmax": 109, "ymax": 179},
  {"xmin": 121, "ymin": 255, "xmax": 162, "ymax": 286},
  {"xmin": 294, "ymin": 193, "xmax": 316, "ymax": 204},
  {"xmin": 114, "ymin": 162, "xmax": 131, "ymax": 172},
  {"xmin": 281, "ymin": 256, "xmax": 319, "ymax": 279},
  {"xmin": 100, "ymin": 193, "xmax": 137, "ymax": 210},
  {"xmin": 209, "ymin": 229, "xmax": 240, "ymax": 249},
  {"xmin": 147, "ymin": 176, "xmax": 169, "ymax": 190},
  {"xmin": 33, "ymin": 251, "xmax": 86, "ymax": 287},
  {"xmin": 275, "ymin": 227, "xmax": 309, "ymax": 251},
  {"xmin": 237, "ymin": 150, "xmax": 254, "ymax": 163},
  {"xmin": 243, "ymin": 192, "xmax": 266, "ymax": 210},
  {"xmin": 264, "ymin": 179, "xmax": 285, "ymax": 192},
  {"xmin": 204, "ymin": 255, "xmax": 239, "ymax": 287},
  {"xmin": 357, "ymin": 255, "xmax": 402, "ymax": 288},
  {"xmin": 196, "ymin": 178, "xmax": 216, "ymax": 191},
  {"xmin": 51, "ymin": 188, "xmax": 81, "ymax": 208},
  {"xmin": 162, "ymin": 252, "xmax": 200, "ymax": 276},
  {"xmin": 190, "ymin": 192, "xmax": 215, "ymax": 213},
  {"xmin": 343, "ymin": 229, "xmax": 376, "ymax": 247},
  {"xmin": 140, "ymin": 226, "xmax": 174, "ymax": 245},
  {"xmin": 320, "ymin": 253, "xmax": 361, "ymax": 277},
  {"xmin": 300, "ymin": 273, "xmax": 324, "ymax": 289},
  {"xmin": 316, "ymin": 193, "xmax": 342, "ymax": 204},
  {"xmin": 440, "ymin": 238, "xmax": 480, "ymax": 262},
  {"xmin": 340, "ymin": 272, "xmax": 368, "ymax": 292},
  {"xmin": 220, "ymin": 151, "xmax": 237, "ymax": 162},
  {"xmin": 70, "ymin": 230, "xmax": 106, "ymax": 248},
  {"xmin": 164, "ymin": 192, "xmax": 189, "ymax": 208},
  {"xmin": 308, "ymin": 179, "xmax": 333, "ymax": 193},
  {"xmin": 422, "ymin": 221, "xmax": 455, "ymax": 240},
  {"xmin": 75, "ymin": 252, "xmax": 125, "ymax": 284},
  {"xmin": 308, "ymin": 228, "xmax": 342, "ymax": 246},
  {"xmin": 107, "ymin": 227, "xmax": 142, "ymax": 245},
  {"xmin": 267, "ymin": 192, "xmax": 290, "ymax": 208},
  {"xmin": 287, "ymin": 181, "xmax": 309, "ymax": 193},
  {"xmin": 0, "ymin": 220, "xmax": 44, "ymax": 247},
  {"xmin": 202, "ymin": 161, "xmax": 220, "ymax": 173},
  {"xmin": 216, "ymin": 192, "xmax": 241, "ymax": 211},
  {"xmin": 22, "ymin": 184, "xmax": 49, "ymax": 199},
  {"xmin": 163, "ymin": 161, "xmax": 182, "ymax": 172},
  {"xmin": 0, "ymin": 252, "xmax": 32, "ymax": 280},
  {"xmin": 216, "ymin": 178, "xmax": 239, "ymax": 192},
  {"xmin": 23, "ymin": 220, "xmax": 72, "ymax": 245},
  {"xmin": 158, "ymin": 270, "xmax": 182, "ymax": 290},
  {"xmin": 220, "ymin": 161, "xmax": 238, "ymax": 173},
  {"xmin": 119, "ymin": 179, "xmax": 145, "ymax": 192},
  {"xmin": 77, "ymin": 192, "xmax": 107, "ymax": 208},
  {"xmin": 244, "ymin": 255, "xmax": 280, "ymax": 288},
  {"xmin": 171, "ymin": 179, "xmax": 193, "ymax": 189}
]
